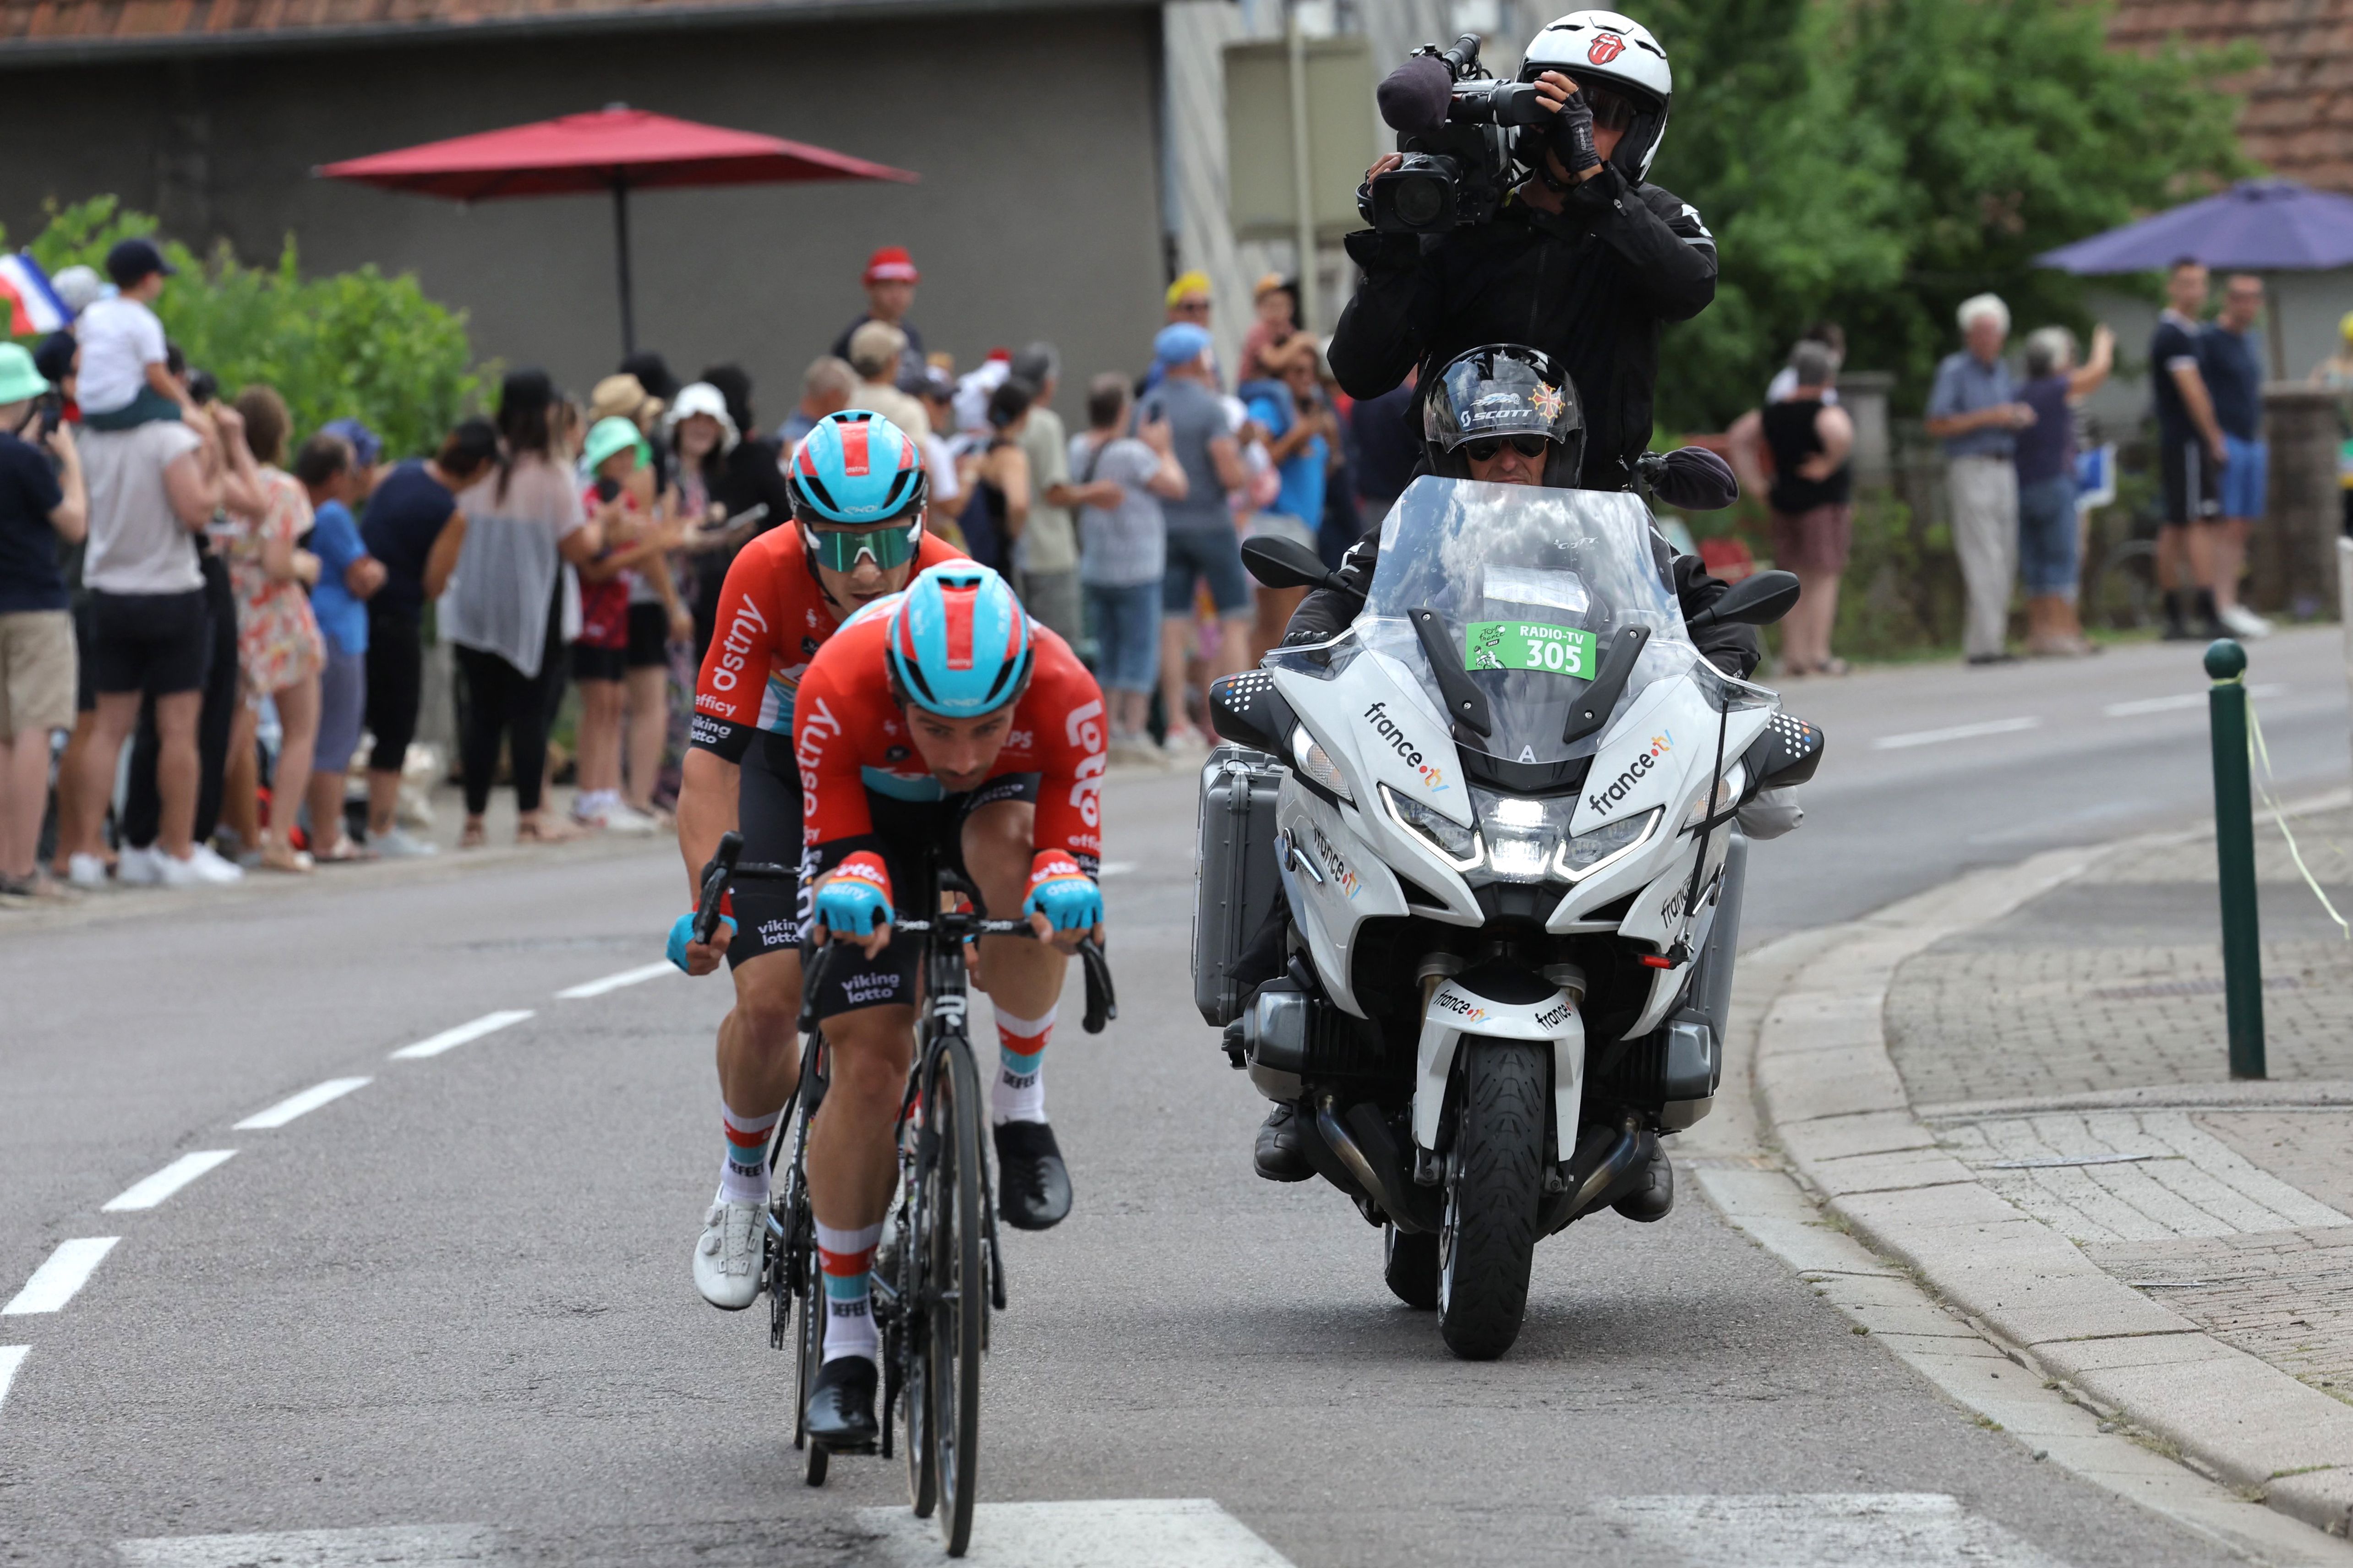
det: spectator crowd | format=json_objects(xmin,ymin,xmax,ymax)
[{"xmin": 0, "ymin": 240, "xmax": 1423, "ymax": 901}]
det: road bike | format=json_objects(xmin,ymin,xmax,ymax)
[{"xmin": 692, "ymin": 829, "xmax": 1115, "ymax": 1555}]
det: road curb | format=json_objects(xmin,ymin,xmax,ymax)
[{"xmin": 1753, "ymin": 834, "xmax": 2353, "ymax": 1540}]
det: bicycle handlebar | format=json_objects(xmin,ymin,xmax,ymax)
[{"xmin": 696, "ymin": 832, "xmax": 1120, "ymax": 1036}]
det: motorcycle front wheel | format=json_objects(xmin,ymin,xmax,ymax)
[{"xmin": 1437, "ymin": 1037, "xmax": 1545, "ymax": 1360}]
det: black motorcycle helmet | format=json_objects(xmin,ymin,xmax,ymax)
[{"xmin": 1423, "ymin": 344, "xmax": 1586, "ymax": 488}]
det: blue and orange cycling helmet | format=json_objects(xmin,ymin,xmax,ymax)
[
  {"xmin": 788, "ymin": 409, "xmax": 928, "ymax": 526},
  {"xmin": 886, "ymin": 564, "xmax": 1033, "ymax": 718}
]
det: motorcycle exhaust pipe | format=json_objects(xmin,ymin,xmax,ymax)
[{"xmin": 1544, "ymin": 1112, "xmax": 1650, "ymax": 1234}]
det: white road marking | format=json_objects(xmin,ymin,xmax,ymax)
[
  {"xmin": 1585, "ymin": 1492, "xmax": 2067, "ymax": 1566},
  {"xmin": 235, "ymin": 1077, "xmax": 372, "ymax": 1129},
  {"xmin": 0, "ymin": 1345, "xmax": 26, "ymax": 1415},
  {"xmin": 2, "ymin": 1236, "xmax": 119, "ymax": 1315},
  {"xmin": 555, "ymin": 960, "xmax": 677, "ymax": 999},
  {"xmin": 1871, "ymin": 716, "xmax": 2041, "ymax": 751},
  {"xmin": 116, "ymin": 1524, "xmax": 507, "ymax": 1566},
  {"xmin": 1098, "ymin": 860, "xmax": 1137, "ymax": 876},
  {"xmin": 860, "ymin": 1499, "xmax": 1294, "ymax": 1567},
  {"xmin": 102, "ymin": 1150, "xmax": 237, "ymax": 1212},
  {"xmin": 2105, "ymin": 682, "xmax": 2285, "ymax": 718},
  {"xmin": 391, "ymin": 1009, "xmax": 535, "ymax": 1060}
]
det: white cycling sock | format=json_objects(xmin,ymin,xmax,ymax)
[
  {"xmin": 716, "ymin": 1100, "xmax": 783, "ymax": 1207},
  {"xmin": 991, "ymin": 1004, "xmax": 1056, "ymax": 1125},
  {"xmin": 815, "ymin": 1219, "xmax": 883, "ymax": 1363}
]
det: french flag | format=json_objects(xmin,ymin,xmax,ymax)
[{"xmin": 0, "ymin": 252, "xmax": 69, "ymax": 338}]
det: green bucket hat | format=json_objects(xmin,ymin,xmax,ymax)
[
  {"xmin": 0, "ymin": 343, "xmax": 53, "ymax": 406},
  {"xmin": 583, "ymin": 414, "xmax": 650, "ymax": 475}
]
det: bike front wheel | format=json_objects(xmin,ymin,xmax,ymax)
[{"xmin": 925, "ymin": 1038, "xmax": 987, "ymax": 1556}]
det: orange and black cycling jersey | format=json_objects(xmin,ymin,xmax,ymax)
[
  {"xmin": 688, "ymin": 524, "xmax": 967, "ymax": 764},
  {"xmin": 791, "ymin": 604, "xmax": 1107, "ymax": 875}
]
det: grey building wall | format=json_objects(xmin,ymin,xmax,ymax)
[{"xmin": 0, "ymin": 5, "xmax": 1168, "ymax": 441}]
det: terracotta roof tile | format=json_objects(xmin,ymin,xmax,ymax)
[{"xmin": 2111, "ymin": 0, "xmax": 2353, "ymax": 194}]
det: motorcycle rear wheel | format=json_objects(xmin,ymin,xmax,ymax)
[
  {"xmin": 1383, "ymin": 1223, "xmax": 1439, "ymax": 1310},
  {"xmin": 1437, "ymin": 1038, "xmax": 1545, "ymax": 1360}
]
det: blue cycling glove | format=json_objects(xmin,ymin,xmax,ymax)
[
  {"xmin": 1022, "ymin": 851, "xmax": 1103, "ymax": 933},
  {"xmin": 813, "ymin": 851, "xmax": 895, "ymax": 937},
  {"xmin": 667, "ymin": 909, "xmax": 736, "ymax": 972}
]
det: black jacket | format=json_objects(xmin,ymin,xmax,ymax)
[
  {"xmin": 1283, "ymin": 521, "xmax": 1761, "ymax": 680},
  {"xmin": 1329, "ymin": 166, "xmax": 1717, "ymax": 492}
]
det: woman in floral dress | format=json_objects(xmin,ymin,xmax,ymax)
[{"xmin": 225, "ymin": 386, "xmax": 326, "ymax": 873}]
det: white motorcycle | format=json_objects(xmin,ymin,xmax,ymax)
[{"xmin": 1192, "ymin": 477, "xmax": 1821, "ymax": 1360}]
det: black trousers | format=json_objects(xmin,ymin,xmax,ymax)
[
  {"xmin": 122, "ymin": 553, "xmax": 238, "ymax": 850},
  {"xmin": 454, "ymin": 644, "xmax": 558, "ymax": 817}
]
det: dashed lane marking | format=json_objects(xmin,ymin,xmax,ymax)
[
  {"xmin": 2105, "ymin": 683, "xmax": 2285, "ymax": 719},
  {"xmin": 1098, "ymin": 860, "xmax": 1137, "ymax": 876},
  {"xmin": 102, "ymin": 1150, "xmax": 237, "ymax": 1212},
  {"xmin": 1585, "ymin": 1493, "xmax": 2067, "ymax": 1566},
  {"xmin": 1872, "ymin": 716, "xmax": 2042, "ymax": 751},
  {"xmin": 2, "ymin": 1236, "xmax": 119, "ymax": 1315},
  {"xmin": 555, "ymin": 960, "xmax": 677, "ymax": 999},
  {"xmin": 115, "ymin": 1524, "xmax": 506, "ymax": 1566},
  {"xmin": 390, "ymin": 1009, "xmax": 535, "ymax": 1060},
  {"xmin": 0, "ymin": 1345, "xmax": 26, "ymax": 1415},
  {"xmin": 860, "ymin": 1499, "xmax": 1294, "ymax": 1567},
  {"xmin": 234, "ymin": 1077, "xmax": 372, "ymax": 1129}
]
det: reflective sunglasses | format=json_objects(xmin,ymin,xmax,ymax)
[
  {"xmin": 806, "ymin": 516, "xmax": 923, "ymax": 572},
  {"xmin": 1461, "ymin": 434, "xmax": 1553, "ymax": 463}
]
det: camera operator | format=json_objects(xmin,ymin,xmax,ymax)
[{"xmin": 1332, "ymin": 9, "xmax": 1713, "ymax": 496}]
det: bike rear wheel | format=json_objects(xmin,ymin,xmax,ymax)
[{"xmin": 926, "ymin": 1038, "xmax": 987, "ymax": 1556}]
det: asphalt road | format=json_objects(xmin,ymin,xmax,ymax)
[{"xmin": 2, "ymin": 628, "xmax": 2347, "ymax": 1567}]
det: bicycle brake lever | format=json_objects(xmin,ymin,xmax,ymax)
[
  {"xmin": 693, "ymin": 830, "xmax": 745, "ymax": 945},
  {"xmin": 1078, "ymin": 938, "xmax": 1117, "ymax": 1034}
]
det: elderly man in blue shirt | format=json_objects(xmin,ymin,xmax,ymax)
[{"xmin": 1926, "ymin": 294, "xmax": 2039, "ymax": 665}]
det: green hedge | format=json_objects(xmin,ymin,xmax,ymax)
[{"xmin": 10, "ymin": 196, "xmax": 483, "ymax": 460}]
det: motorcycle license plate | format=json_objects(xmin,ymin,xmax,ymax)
[{"xmin": 1463, "ymin": 620, "xmax": 1599, "ymax": 676}]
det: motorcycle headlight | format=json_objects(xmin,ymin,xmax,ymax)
[
  {"xmin": 1555, "ymin": 806, "xmax": 1663, "ymax": 882},
  {"xmin": 1381, "ymin": 783, "xmax": 1482, "ymax": 870},
  {"xmin": 1290, "ymin": 724, "xmax": 1352, "ymax": 804},
  {"xmin": 1682, "ymin": 763, "xmax": 1745, "ymax": 832},
  {"xmin": 1475, "ymin": 791, "xmax": 1572, "ymax": 883}
]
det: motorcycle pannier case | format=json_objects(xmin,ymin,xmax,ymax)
[{"xmin": 1193, "ymin": 743, "xmax": 1285, "ymax": 1025}]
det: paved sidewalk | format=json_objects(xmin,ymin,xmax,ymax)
[{"xmin": 1884, "ymin": 803, "xmax": 2353, "ymax": 1425}]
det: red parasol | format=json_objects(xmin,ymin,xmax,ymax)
[{"xmin": 318, "ymin": 104, "xmax": 918, "ymax": 354}]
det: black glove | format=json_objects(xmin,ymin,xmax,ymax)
[
  {"xmin": 1640, "ymin": 447, "xmax": 1741, "ymax": 512},
  {"xmin": 1549, "ymin": 86, "xmax": 1603, "ymax": 180},
  {"xmin": 1343, "ymin": 228, "xmax": 1421, "ymax": 275}
]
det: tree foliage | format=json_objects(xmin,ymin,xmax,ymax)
[
  {"xmin": 1648, "ymin": 0, "xmax": 2255, "ymax": 431},
  {"xmin": 7, "ymin": 196, "xmax": 482, "ymax": 460}
]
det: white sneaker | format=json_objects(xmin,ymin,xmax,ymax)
[
  {"xmin": 1159, "ymin": 725, "xmax": 1211, "ymax": 757},
  {"xmin": 153, "ymin": 849, "xmax": 207, "ymax": 889},
  {"xmin": 694, "ymin": 1200, "xmax": 765, "ymax": 1311},
  {"xmin": 191, "ymin": 844, "xmax": 245, "ymax": 884},
  {"xmin": 116, "ymin": 845, "xmax": 161, "ymax": 886},
  {"xmin": 66, "ymin": 852, "xmax": 109, "ymax": 889},
  {"xmin": 372, "ymin": 827, "xmax": 438, "ymax": 859},
  {"xmin": 2218, "ymin": 603, "xmax": 2273, "ymax": 640},
  {"xmin": 581, "ymin": 800, "xmax": 660, "ymax": 835}
]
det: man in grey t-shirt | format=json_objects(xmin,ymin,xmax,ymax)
[
  {"xmin": 1073, "ymin": 373, "xmax": 1189, "ymax": 757},
  {"xmin": 1135, "ymin": 324, "xmax": 1251, "ymax": 751},
  {"xmin": 1007, "ymin": 342, "xmax": 1123, "ymax": 644}
]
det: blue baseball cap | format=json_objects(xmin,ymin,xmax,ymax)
[
  {"xmin": 321, "ymin": 417, "xmax": 382, "ymax": 468},
  {"xmin": 1153, "ymin": 322, "xmax": 1213, "ymax": 370},
  {"xmin": 104, "ymin": 238, "xmax": 176, "ymax": 288}
]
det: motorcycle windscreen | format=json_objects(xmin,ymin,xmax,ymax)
[{"xmin": 1355, "ymin": 477, "xmax": 1700, "ymax": 768}]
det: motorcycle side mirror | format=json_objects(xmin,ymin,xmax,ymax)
[
  {"xmin": 1242, "ymin": 535, "xmax": 1346, "ymax": 594},
  {"xmin": 1687, "ymin": 568, "xmax": 1802, "ymax": 629}
]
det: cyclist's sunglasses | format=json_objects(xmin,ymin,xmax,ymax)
[
  {"xmin": 806, "ymin": 516, "xmax": 923, "ymax": 572},
  {"xmin": 1461, "ymin": 433, "xmax": 1553, "ymax": 463}
]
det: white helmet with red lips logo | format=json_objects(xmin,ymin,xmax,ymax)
[{"xmin": 1519, "ymin": 10, "xmax": 1673, "ymax": 181}]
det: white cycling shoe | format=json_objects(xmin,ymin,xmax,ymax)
[{"xmin": 694, "ymin": 1199, "xmax": 766, "ymax": 1311}]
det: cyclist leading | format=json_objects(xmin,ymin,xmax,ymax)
[
  {"xmin": 670, "ymin": 410, "xmax": 967, "ymax": 1314},
  {"xmin": 792, "ymin": 561, "xmax": 1108, "ymax": 1446}
]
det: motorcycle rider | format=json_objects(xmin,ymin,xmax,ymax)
[
  {"xmin": 1330, "ymin": 9, "xmax": 1714, "ymax": 494},
  {"xmin": 1250, "ymin": 343, "xmax": 1757, "ymax": 1184}
]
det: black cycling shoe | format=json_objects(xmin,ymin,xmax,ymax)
[
  {"xmin": 803, "ymin": 1354, "xmax": 879, "ymax": 1448},
  {"xmin": 994, "ymin": 1119, "xmax": 1073, "ymax": 1230},
  {"xmin": 1255, "ymin": 1103, "xmax": 1316, "ymax": 1183},
  {"xmin": 1613, "ymin": 1146, "xmax": 1675, "ymax": 1223}
]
